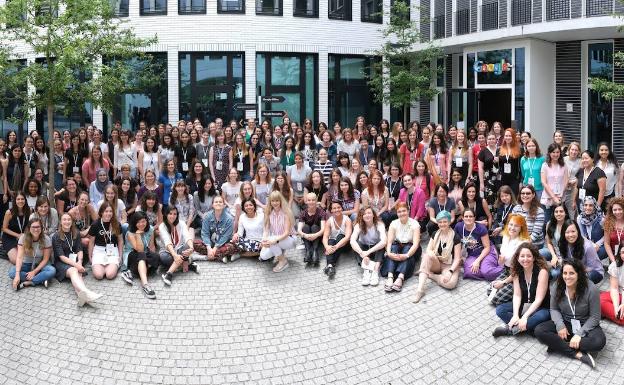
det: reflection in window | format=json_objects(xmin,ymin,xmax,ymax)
[
  {"xmin": 588, "ymin": 42, "xmax": 613, "ymax": 150},
  {"xmin": 294, "ymin": 0, "xmax": 318, "ymax": 17},
  {"xmin": 361, "ymin": 0, "xmax": 382, "ymax": 23},
  {"xmin": 179, "ymin": 0, "xmax": 206, "ymax": 14},
  {"xmin": 111, "ymin": 0, "xmax": 130, "ymax": 17},
  {"xmin": 329, "ymin": 0, "xmax": 352, "ymax": 20},
  {"xmin": 256, "ymin": 0, "xmax": 282, "ymax": 15},
  {"xmin": 514, "ymin": 48, "xmax": 525, "ymax": 132},
  {"xmin": 218, "ymin": 0, "xmax": 245, "ymax": 13},
  {"xmin": 141, "ymin": 0, "xmax": 167, "ymax": 15},
  {"xmin": 179, "ymin": 53, "xmax": 244, "ymax": 126},
  {"xmin": 475, "ymin": 49, "xmax": 512, "ymax": 85}
]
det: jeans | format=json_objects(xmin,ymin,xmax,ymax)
[
  {"xmin": 127, "ymin": 250, "xmax": 160, "ymax": 274},
  {"xmin": 380, "ymin": 242, "xmax": 419, "ymax": 279},
  {"xmin": 301, "ymin": 224, "xmax": 323, "ymax": 259},
  {"xmin": 535, "ymin": 320, "xmax": 606, "ymax": 357},
  {"xmin": 355, "ymin": 241, "xmax": 385, "ymax": 264},
  {"xmin": 325, "ymin": 234, "xmax": 350, "ymax": 265},
  {"xmin": 495, "ymin": 301, "xmax": 551, "ymax": 332},
  {"xmin": 8, "ymin": 263, "xmax": 56, "ymax": 286},
  {"xmin": 159, "ymin": 244, "xmax": 191, "ymax": 269}
]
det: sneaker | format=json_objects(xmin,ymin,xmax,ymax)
[
  {"xmin": 188, "ymin": 262, "xmax": 200, "ymax": 274},
  {"xmin": 492, "ymin": 325, "xmax": 511, "ymax": 338},
  {"xmin": 222, "ymin": 255, "xmax": 230, "ymax": 264},
  {"xmin": 579, "ymin": 353, "xmax": 596, "ymax": 369},
  {"xmin": 487, "ymin": 285, "xmax": 499, "ymax": 304},
  {"xmin": 230, "ymin": 253, "xmax": 240, "ymax": 262},
  {"xmin": 327, "ymin": 265, "xmax": 336, "ymax": 278},
  {"xmin": 161, "ymin": 272, "xmax": 173, "ymax": 286},
  {"xmin": 142, "ymin": 284, "xmax": 156, "ymax": 300},
  {"xmin": 369, "ymin": 271, "xmax": 380, "ymax": 286},
  {"xmin": 121, "ymin": 270, "xmax": 134, "ymax": 285},
  {"xmin": 361, "ymin": 270, "xmax": 371, "ymax": 286},
  {"xmin": 43, "ymin": 280, "xmax": 49, "ymax": 288}
]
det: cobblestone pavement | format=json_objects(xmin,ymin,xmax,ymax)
[{"xmin": 1, "ymin": 245, "xmax": 623, "ymax": 385}]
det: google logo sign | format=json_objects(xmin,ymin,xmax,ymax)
[{"xmin": 473, "ymin": 59, "xmax": 513, "ymax": 75}]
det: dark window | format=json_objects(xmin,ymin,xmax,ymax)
[
  {"xmin": 587, "ymin": 0, "xmax": 613, "ymax": 16},
  {"xmin": 111, "ymin": 0, "xmax": 130, "ymax": 17},
  {"xmin": 179, "ymin": 53, "xmax": 245, "ymax": 127},
  {"xmin": 329, "ymin": 0, "xmax": 352, "ymax": 20},
  {"xmin": 432, "ymin": 0, "xmax": 445, "ymax": 39},
  {"xmin": 103, "ymin": 53, "xmax": 169, "ymax": 133},
  {"xmin": 481, "ymin": 1, "xmax": 498, "ymax": 31},
  {"xmin": 515, "ymin": 48, "xmax": 525, "ymax": 132},
  {"xmin": 256, "ymin": 0, "xmax": 282, "ymax": 15},
  {"xmin": 257, "ymin": 53, "xmax": 318, "ymax": 126},
  {"xmin": 361, "ymin": 0, "xmax": 382, "ymax": 23},
  {"xmin": 179, "ymin": 0, "xmax": 206, "ymax": 14},
  {"xmin": 218, "ymin": 0, "xmax": 245, "ymax": 13},
  {"xmin": 587, "ymin": 42, "xmax": 613, "ymax": 150},
  {"xmin": 294, "ymin": 0, "xmax": 318, "ymax": 17},
  {"xmin": 475, "ymin": 49, "xmax": 512, "ymax": 85},
  {"xmin": 546, "ymin": 0, "xmax": 569, "ymax": 20},
  {"xmin": 511, "ymin": 0, "xmax": 531, "ymax": 25},
  {"xmin": 328, "ymin": 55, "xmax": 381, "ymax": 129},
  {"xmin": 141, "ymin": 0, "xmax": 167, "ymax": 15},
  {"xmin": 455, "ymin": 7, "xmax": 470, "ymax": 35}
]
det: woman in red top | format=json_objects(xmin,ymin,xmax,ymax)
[
  {"xmin": 81, "ymin": 146, "xmax": 111, "ymax": 186},
  {"xmin": 399, "ymin": 129, "xmax": 418, "ymax": 175},
  {"xmin": 471, "ymin": 131, "xmax": 486, "ymax": 186},
  {"xmin": 604, "ymin": 197, "xmax": 624, "ymax": 263}
]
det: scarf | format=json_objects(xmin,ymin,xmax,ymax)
[
  {"xmin": 95, "ymin": 168, "xmax": 110, "ymax": 194},
  {"xmin": 579, "ymin": 196, "xmax": 603, "ymax": 227},
  {"xmin": 431, "ymin": 229, "xmax": 455, "ymax": 265}
]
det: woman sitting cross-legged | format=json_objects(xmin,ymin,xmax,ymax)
[
  {"xmin": 120, "ymin": 211, "xmax": 160, "ymax": 299},
  {"xmin": 413, "ymin": 210, "xmax": 462, "ymax": 303},
  {"xmin": 233, "ymin": 197, "xmax": 264, "ymax": 257},
  {"xmin": 492, "ymin": 242, "xmax": 550, "ymax": 337},
  {"xmin": 159, "ymin": 205, "xmax": 199, "ymax": 287},
  {"xmin": 350, "ymin": 207, "xmax": 387, "ymax": 287},
  {"xmin": 534, "ymin": 259, "xmax": 606, "ymax": 369},
  {"xmin": 382, "ymin": 202, "xmax": 421, "ymax": 293},
  {"xmin": 297, "ymin": 192, "xmax": 327, "ymax": 266},
  {"xmin": 322, "ymin": 200, "xmax": 353, "ymax": 278},
  {"xmin": 456, "ymin": 208, "xmax": 503, "ymax": 281},
  {"xmin": 556, "ymin": 220, "xmax": 605, "ymax": 284},
  {"xmin": 9, "ymin": 218, "xmax": 56, "ymax": 290},
  {"xmin": 600, "ymin": 245, "xmax": 624, "ymax": 325},
  {"xmin": 52, "ymin": 213, "xmax": 103, "ymax": 306},
  {"xmin": 199, "ymin": 195, "xmax": 238, "ymax": 263}
]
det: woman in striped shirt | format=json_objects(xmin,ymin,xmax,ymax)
[{"xmin": 259, "ymin": 191, "xmax": 296, "ymax": 273}]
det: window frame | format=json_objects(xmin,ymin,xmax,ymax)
[
  {"xmin": 361, "ymin": 0, "xmax": 382, "ymax": 23},
  {"xmin": 140, "ymin": 0, "xmax": 168, "ymax": 16},
  {"xmin": 293, "ymin": 0, "xmax": 319, "ymax": 17},
  {"xmin": 328, "ymin": 0, "xmax": 352, "ymax": 20},
  {"xmin": 178, "ymin": 0, "xmax": 207, "ymax": 14},
  {"xmin": 256, "ymin": 0, "xmax": 283, "ymax": 16},
  {"xmin": 217, "ymin": 0, "xmax": 246, "ymax": 14}
]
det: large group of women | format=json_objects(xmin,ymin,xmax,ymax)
[{"xmin": 2, "ymin": 117, "xmax": 623, "ymax": 368}]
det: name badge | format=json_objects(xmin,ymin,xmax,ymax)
[
  {"xmin": 504, "ymin": 163, "xmax": 511, "ymax": 174},
  {"xmin": 296, "ymin": 182, "xmax": 303, "ymax": 192},
  {"xmin": 216, "ymin": 161, "xmax": 223, "ymax": 170},
  {"xmin": 527, "ymin": 177, "xmax": 535, "ymax": 186},
  {"xmin": 455, "ymin": 157, "xmax": 463, "ymax": 167},
  {"xmin": 571, "ymin": 318, "xmax": 582, "ymax": 335},
  {"xmin": 202, "ymin": 159, "xmax": 208, "ymax": 168},
  {"xmin": 435, "ymin": 165, "xmax": 441, "ymax": 174},
  {"xmin": 105, "ymin": 244, "xmax": 115, "ymax": 257},
  {"xmin": 69, "ymin": 253, "xmax": 78, "ymax": 263},
  {"xmin": 578, "ymin": 188, "xmax": 586, "ymax": 200},
  {"xmin": 73, "ymin": 166, "xmax": 79, "ymax": 173},
  {"xmin": 388, "ymin": 197, "xmax": 395, "ymax": 207},
  {"xmin": 182, "ymin": 162, "xmax": 189, "ymax": 172},
  {"xmin": 237, "ymin": 162, "xmax": 244, "ymax": 172}
]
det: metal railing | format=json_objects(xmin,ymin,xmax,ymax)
[
  {"xmin": 511, "ymin": 0, "xmax": 532, "ymax": 25},
  {"xmin": 481, "ymin": 2, "xmax": 499, "ymax": 31},
  {"xmin": 455, "ymin": 9, "xmax": 470, "ymax": 35},
  {"xmin": 587, "ymin": 0, "xmax": 613, "ymax": 16},
  {"xmin": 546, "ymin": 0, "xmax": 570, "ymax": 20},
  {"xmin": 432, "ymin": 15, "xmax": 445, "ymax": 39}
]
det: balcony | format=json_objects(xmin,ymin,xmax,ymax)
[{"xmin": 455, "ymin": 8, "xmax": 470, "ymax": 35}]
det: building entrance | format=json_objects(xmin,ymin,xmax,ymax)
[{"xmin": 478, "ymin": 89, "xmax": 512, "ymax": 129}]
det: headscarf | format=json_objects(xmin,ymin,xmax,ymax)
[
  {"xmin": 579, "ymin": 196, "xmax": 603, "ymax": 227},
  {"xmin": 436, "ymin": 210, "xmax": 452, "ymax": 223},
  {"xmin": 94, "ymin": 168, "xmax": 110, "ymax": 194}
]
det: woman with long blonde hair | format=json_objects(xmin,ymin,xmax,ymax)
[{"xmin": 259, "ymin": 191, "xmax": 296, "ymax": 273}]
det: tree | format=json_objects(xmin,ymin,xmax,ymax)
[
  {"xmin": 0, "ymin": 0, "xmax": 157, "ymax": 198},
  {"xmin": 590, "ymin": 50, "xmax": 624, "ymax": 99},
  {"xmin": 367, "ymin": 1, "xmax": 443, "ymax": 128}
]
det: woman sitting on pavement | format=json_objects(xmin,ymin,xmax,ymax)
[
  {"xmin": 492, "ymin": 242, "xmax": 550, "ymax": 337},
  {"xmin": 350, "ymin": 207, "xmax": 387, "ymax": 287},
  {"xmin": 534, "ymin": 259, "xmax": 606, "ymax": 369},
  {"xmin": 120, "ymin": 211, "xmax": 160, "ymax": 299},
  {"xmin": 456, "ymin": 208, "xmax": 503, "ymax": 281},
  {"xmin": 600, "ymin": 245, "xmax": 624, "ymax": 325},
  {"xmin": 88, "ymin": 202, "xmax": 123, "ymax": 280},
  {"xmin": 9, "ymin": 218, "xmax": 55, "ymax": 290},
  {"xmin": 233, "ymin": 197, "xmax": 265, "ymax": 257},
  {"xmin": 297, "ymin": 193, "xmax": 327, "ymax": 266},
  {"xmin": 382, "ymin": 202, "xmax": 421, "ymax": 293},
  {"xmin": 556, "ymin": 220, "xmax": 605, "ymax": 284},
  {"xmin": 199, "ymin": 195, "xmax": 238, "ymax": 263},
  {"xmin": 322, "ymin": 201, "xmax": 353, "ymax": 278},
  {"xmin": 576, "ymin": 196, "xmax": 608, "ymax": 261},
  {"xmin": 413, "ymin": 210, "xmax": 462, "ymax": 303},
  {"xmin": 259, "ymin": 191, "xmax": 296, "ymax": 273},
  {"xmin": 52, "ymin": 213, "xmax": 102, "ymax": 306},
  {"xmin": 159, "ymin": 206, "xmax": 199, "ymax": 287}
]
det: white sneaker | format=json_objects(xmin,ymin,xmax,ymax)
[
  {"xmin": 361, "ymin": 270, "xmax": 372, "ymax": 286},
  {"xmin": 369, "ymin": 271, "xmax": 379, "ymax": 286},
  {"xmin": 488, "ymin": 283, "xmax": 499, "ymax": 304},
  {"xmin": 230, "ymin": 253, "xmax": 240, "ymax": 262}
]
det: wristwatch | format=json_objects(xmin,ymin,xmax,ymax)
[{"xmin": 449, "ymin": 269, "xmax": 454, "ymax": 274}]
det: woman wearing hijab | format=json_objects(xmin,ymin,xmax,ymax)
[
  {"xmin": 576, "ymin": 196, "xmax": 608, "ymax": 261},
  {"xmin": 89, "ymin": 168, "xmax": 111, "ymax": 206}
]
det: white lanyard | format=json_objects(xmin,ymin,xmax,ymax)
[
  {"xmin": 388, "ymin": 179, "xmax": 399, "ymax": 196},
  {"xmin": 73, "ymin": 153, "xmax": 78, "ymax": 165},
  {"xmin": 202, "ymin": 145, "xmax": 209, "ymax": 158},
  {"xmin": 101, "ymin": 221, "xmax": 113, "ymax": 245},
  {"xmin": 565, "ymin": 289, "xmax": 577, "ymax": 317},
  {"xmin": 181, "ymin": 147, "xmax": 188, "ymax": 161},
  {"xmin": 525, "ymin": 276, "xmax": 532, "ymax": 303},
  {"xmin": 582, "ymin": 167, "xmax": 595, "ymax": 188},
  {"xmin": 438, "ymin": 199, "xmax": 447, "ymax": 213},
  {"xmin": 65, "ymin": 232, "xmax": 74, "ymax": 254},
  {"xmin": 501, "ymin": 205, "xmax": 512, "ymax": 224},
  {"xmin": 238, "ymin": 151, "xmax": 243, "ymax": 162},
  {"xmin": 16, "ymin": 215, "xmax": 24, "ymax": 233},
  {"xmin": 462, "ymin": 224, "xmax": 475, "ymax": 242}
]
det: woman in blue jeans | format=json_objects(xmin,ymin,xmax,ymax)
[
  {"xmin": 493, "ymin": 242, "xmax": 551, "ymax": 337},
  {"xmin": 382, "ymin": 202, "xmax": 421, "ymax": 293},
  {"xmin": 9, "ymin": 218, "xmax": 56, "ymax": 290}
]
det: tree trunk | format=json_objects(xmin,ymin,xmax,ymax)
[
  {"xmin": 403, "ymin": 103, "xmax": 408, "ymax": 130},
  {"xmin": 47, "ymin": 104, "xmax": 55, "ymax": 201}
]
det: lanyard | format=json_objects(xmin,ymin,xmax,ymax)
[
  {"xmin": 65, "ymin": 232, "xmax": 74, "ymax": 254},
  {"xmin": 101, "ymin": 221, "xmax": 112, "ymax": 245},
  {"xmin": 16, "ymin": 215, "xmax": 24, "ymax": 233},
  {"xmin": 202, "ymin": 145, "xmax": 209, "ymax": 158},
  {"xmin": 238, "ymin": 151, "xmax": 243, "ymax": 162},
  {"xmin": 501, "ymin": 205, "xmax": 512, "ymax": 224},
  {"xmin": 616, "ymin": 226, "xmax": 624, "ymax": 244},
  {"xmin": 565, "ymin": 289, "xmax": 577, "ymax": 318},
  {"xmin": 171, "ymin": 226, "xmax": 179, "ymax": 246},
  {"xmin": 438, "ymin": 199, "xmax": 447, "ymax": 213},
  {"xmin": 462, "ymin": 223, "xmax": 475, "ymax": 242},
  {"xmin": 73, "ymin": 153, "xmax": 78, "ymax": 165},
  {"xmin": 525, "ymin": 275, "xmax": 532, "ymax": 303},
  {"xmin": 582, "ymin": 167, "xmax": 595, "ymax": 188},
  {"xmin": 181, "ymin": 147, "xmax": 188, "ymax": 161},
  {"xmin": 528, "ymin": 157, "xmax": 536, "ymax": 177},
  {"xmin": 388, "ymin": 179, "xmax": 400, "ymax": 196}
]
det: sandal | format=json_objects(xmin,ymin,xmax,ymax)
[
  {"xmin": 384, "ymin": 277, "xmax": 394, "ymax": 292},
  {"xmin": 391, "ymin": 277, "xmax": 404, "ymax": 292},
  {"xmin": 273, "ymin": 261, "xmax": 290, "ymax": 273}
]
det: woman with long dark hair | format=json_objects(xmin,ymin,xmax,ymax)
[
  {"xmin": 120, "ymin": 211, "xmax": 159, "ymax": 299},
  {"xmin": 5, "ymin": 144, "xmax": 27, "ymax": 199},
  {"xmin": 2, "ymin": 192, "xmax": 30, "ymax": 264},
  {"xmin": 556, "ymin": 220, "xmax": 604, "ymax": 284},
  {"xmin": 159, "ymin": 205, "xmax": 198, "ymax": 286},
  {"xmin": 425, "ymin": 132, "xmax": 449, "ymax": 186}
]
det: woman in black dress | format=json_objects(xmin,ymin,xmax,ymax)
[{"xmin": 1, "ymin": 192, "xmax": 30, "ymax": 264}]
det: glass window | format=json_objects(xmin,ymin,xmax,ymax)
[
  {"xmin": 587, "ymin": 42, "xmax": 613, "ymax": 150},
  {"xmin": 178, "ymin": 53, "xmax": 244, "ymax": 127},
  {"xmin": 256, "ymin": 0, "xmax": 282, "ymax": 15},
  {"xmin": 141, "ymin": 0, "xmax": 167, "ymax": 15},
  {"xmin": 218, "ymin": 0, "xmax": 245, "ymax": 13},
  {"xmin": 179, "ymin": 0, "xmax": 206, "ymax": 14},
  {"xmin": 475, "ymin": 49, "xmax": 512, "ymax": 85},
  {"xmin": 111, "ymin": 0, "xmax": 129, "ymax": 17},
  {"xmin": 361, "ymin": 0, "xmax": 382, "ymax": 23},
  {"xmin": 294, "ymin": 0, "xmax": 318, "ymax": 17},
  {"xmin": 329, "ymin": 0, "xmax": 352, "ymax": 20},
  {"xmin": 328, "ymin": 55, "xmax": 381, "ymax": 129},
  {"xmin": 257, "ymin": 53, "xmax": 318, "ymax": 125},
  {"xmin": 514, "ymin": 48, "xmax": 525, "ymax": 132},
  {"xmin": 103, "ymin": 53, "xmax": 169, "ymax": 133}
]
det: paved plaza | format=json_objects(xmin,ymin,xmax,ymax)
[{"xmin": 1, "ymin": 246, "xmax": 623, "ymax": 385}]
